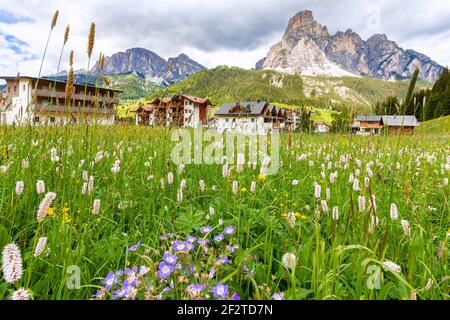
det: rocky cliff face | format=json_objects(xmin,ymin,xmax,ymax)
[
  {"xmin": 259, "ymin": 10, "xmax": 443, "ymax": 82},
  {"xmin": 91, "ymin": 48, "xmax": 206, "ymax": 86}
]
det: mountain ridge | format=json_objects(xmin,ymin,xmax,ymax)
[{"xmin": 258, "ymin": 10, "xmax": 444, "ymax": 82}]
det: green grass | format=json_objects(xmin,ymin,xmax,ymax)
[
  {"xmin": 416, "ymin": 116, "xmax": 450, "ymax": 134},
  {"xmin": 0, "ymin": 125, "xmax": 448, "ymax": 300}
]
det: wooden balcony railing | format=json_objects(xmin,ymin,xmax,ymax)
[
  {"xmin": 33, "ymin": 89, "xmax": 119, "ymax": 105},
  {"xmin": 33, "ymin": 103, "xmax": 116, "ymax": 114}
]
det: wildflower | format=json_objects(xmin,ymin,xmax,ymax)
[
  {"xmin": 326, "ymin": 188, "xmax": 331, "ymax": 200},
  {"xmin": 314, "ymin": 184, "xmax": 321, "ymax": 199},
  {"xmin": 33, "ymin": 237, "xmax": 47, "ymax": 257},
  {"xmin": 200, "ymin": 226, "xmax": 212, "ymax": 234},
  {"xmin": 197, "ymin": 239, "xmax": 209, "ymax": 246},
  {"xmin": 92, "ymin": 199, "xmax": 101, "ymax": 214},
  {"xmin": 160, "ymin": 178, "xmax": 165, "ymax": 190},
  {"xmin": 47, "ymin": 207, "xmax": 55, "ymax": 217},
  {"xmin": 383, "ymin": 260, "xmax": 401, "ymax": 273},
  {"xmin": 167, "ymin": 172, "xmax": 174, "ymax": 184},
  {"xmin": 15, "ymin": 181, "xmax": 24, "ymax": 196},
  {"xmin": 180, "ymin": 179, "xmax": 187, "ymax": 190},
  {"xmin": 390, "ymin": 203, "xmax": 398, "ymax": 220},
  {"xmin": 297, "ymin": 154, "xmax": 306, "ymax": 161},
  {"xmin": 224, "ymin": 226, "xmax": 235, "ymax": 235},
  {"xmin": 209, "ymin": 207, "xmax": 215, "ymax": 216},
  {"xmin": 102, "ymin": 271, "xmax": 122, "ymax": 290},
  {"xmin": 320, "ymin": 200, "xmax": 329, "ymax": 213},
  {"xmin": 281, "ymin": 252, "xmax": 297, "ymax": 270},
  {"xmin": 187, "ymin": 283, "xmax": 206, "ymax": 298},
  {"xmin": 272, "ymin": 293, "xmax": 285, "ymax": 300},
  {"xmin": 87, "ymin": 23, "xmax": 95, "ymax": 58},
  {"xmin": 410, "ymin": 291, "xmax": 417, "ymax": 300},
  {"xmin": 240, "ymin": 187, "xmax": 247, "ymax": 193},
  {"xmin": 364, "ymin": 177, "xmax": 370, "ymax": 188},
  {"xmin": 231, "ymin": 292, "xmax": 240, "ymax": 300},
  {"xmin": 444, "ymin": 178, "xmax": 448, "ymax": 186},
  {"xmin": 11, "ymin": 288, "xmax": 30, "ymax": 300},
  {"xmin": 286, "ymin": 211, "xmax": 296, "ymax": 228},
  {"xmin": 366, "ymin": 163, "xmax": 373, "ymax": 177},
  {"xmin": 22, "ymin": 159, "xmax": 29, "ymax": 169},
  {"xmin": 214, "ymin": 234, "xmax": 224, "ymax": 242},
  {"xmin": 250, "ymin": 181, "xmax": 256, "ymax": 193},
  {"xmin": 36, "ymin": 180, "xmax": 45, "ymax": 194},
  {"xmin": 187, "ymin": 236, "xmax": 197, "ymax": 243},
  {"xmin": 111, "ymin": 160, "xmax": 120, "ymax": 173},
  {"xmin": 211, "ymin": 283, "xmax": 228, "ymax": 298},
  {"xmin": 50, "ymin": 148, "xmax": 59, "ymax": 162},
  {"xmin": 199, "ymin": 180, "xmax": 205, "ymax": 192},
  {"xmin": 401, "ymin": 220, "xmax": 410, "ymax": 237},
  {"xmin": 158, "ymin": 262, "xmax": 174, "ymax": 279},
  {"xmin": 217, "ymin": 256, "xmax": 230, "ymax": 265},
  {"xmin": 330, "ymin": 171, "xmax": 338, "ymax": 184},
  {"xmin": 258, "ymin": 175, "xmax": 266, "ymax": 182},
  {"xmin": 292, "ymin": 179, "xmax": 299, "ymax": 186},
  {"xmin": 88, "ymin": 176, "xmax": 94, "ymax": 194},
  {"xmin": 178, "ymin": 164, "xmax": 185, "ymax": 175},
  {"xmin": 358, "ymin": 195, "xmax": 366, "ymax": 213},
  {"xmin": 128, "ymin": 240, "xmax": 141, "ymax": 252},
  {"xmin": 177, "ymin": 188, "xmax": 183, "ymax": 202},
  {"xmin": 2, "ymin": 243, "xmax": 23, "ymax": 284},
  {"xmin": 173, "ymin": 241, "xmax": 189, "ymax": 252},
  {"xmin": 222, "ymin": 164, "xmax": 229, "ymax": 177},
  {"xmin": 232, "ymin": 181, "xmax": 238, "ymax": 194},
  {"xmin": 163, "ymin": 252, "xmax": 178, "ymax": 265},
  {"xmin": 236, "ymin": 153, "xmax": 245, "ymax": 173},
  {"xmin": 352, "ymin": 178, "xmax": 360, "ymax": 192},
  {"xmin": 332, "ymin": 207, "xmax": 339, "ymax": 221},
  {"xmin": 37, "ymin": 192, "xmax": 56, "ymax": 223}
]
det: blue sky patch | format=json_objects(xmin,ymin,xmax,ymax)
[{"xmin": 0, "ymin": 9, "xmax": 34, "ymax": 24}]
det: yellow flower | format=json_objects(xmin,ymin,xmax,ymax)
[
  {"xmin": 62, "ymin": 207, "xmax": 69, "ymax": 214},
  {"xmin": 300, "ymin": 214, "xmax": 308, "ymax": 221},
  {"xmin": 258, "ymin": 175, "xmax": 266, "ymax": 182},
  {"xmin": 47, "ymin": 207, "xmax": 55, "ymax": 217},
  {"xmin": 62, "ymin": 212, "xmax": 71, "ymax": 224},
  {"xmin": 241, "ymin": 187, "xmax": 247, "ymax": 193}
]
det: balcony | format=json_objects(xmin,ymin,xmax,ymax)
[
  {"xmin": 33, "ymin": 89, "xmax": 119, "ymax": 105},
  {"xmin": 33, "ymin": 103, "xmax": 116, "ymax": 115}
]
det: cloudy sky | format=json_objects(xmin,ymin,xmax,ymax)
[{"xmin": 1, "ymin": 0, "xmax": 449, "ymax": 77}]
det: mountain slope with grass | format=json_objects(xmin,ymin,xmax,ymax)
[
  {"xmin": 415, "ymin": 115, "xmax": 450, "ymax": 134},
  {"xmin": 149, "ymin": 66, "xmax": 431, "ymax": 112}
]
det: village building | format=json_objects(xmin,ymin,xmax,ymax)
[
  {"xmin": 351, "ymin": 115, "xmax": 419, "ymax": 135},
  {"xmin": 313, "ymin": 121, "xmax": 330, "ymax": 133},
  {"xmin": 133, "ymin": 94, "xmax": 212, "ymax": 128},
  {"xmin": 213, "ymin": 101, "xmax": 300, "ymax": 134},
  {"xmin": 0, "ymin": 76, "xmax": 120, "ymax": 125}
]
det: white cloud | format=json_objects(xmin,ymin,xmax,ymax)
[{"xmin": 0, "ymin": 0, "xmax": 449, "ymax": 76}]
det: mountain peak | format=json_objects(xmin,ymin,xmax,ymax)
[{"xmin": 261, "ymin": 10, "xmax": 443, "ymax": 82}]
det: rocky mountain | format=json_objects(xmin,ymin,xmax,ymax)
[
  {"xmin": 90, "ymin": 48, "xmax": 207, "ymax": 86},
  {"xmin": 258, "ymin": 10, "xmax": 444, "ymax": 82}
]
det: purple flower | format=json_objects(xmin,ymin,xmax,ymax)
[
  {"xmin": 163, "ymin": 252, "xmax": 178, "ymax": 265},
  {"xmin": 127, "ymin": 240, "xmax": 141, "ymax": 252},
  {"xmin": 197, "ymin": 239, "xmax": 209, "ymax": 246},
  {"xmin": 208, "ymin": 269, "xmax": 216, "ymax": 279},
  {"xmin": 160, "ymin": 233, "xmax": 173, "ymax": 240},
  {"xmin": 211, "ymin": 283, "xmax": 229, "ymax": 298},
  {"xmin": 214, "ymin": 234, "xmax": 224, "ymax": 242},
  {"xmin": 125, "ymin": 266, "xmax": 139, "ymax": 287},
  {"xmin": 187, "ymin": 236, "xmax": 197, "ymax": 243},
  {"xmin": 157, "ymin": 261, "xmax": 174, "ymax": 279},
  {"xmin": 272, "ymin": 293, "xmax": 285, "ymax": 300},
  {"xmin": 102, "ymin": 271, "xmax": 121, "ymax": 290},
  {"xmin": 173, "ymin": 241, "xmax": 188, "ymax": 252},
  {"xmin": 217, "ymin": 256, "xmax": 230, "ymax": 265},
  {"xmin": 200, "ymin": 226, "xmax": 212, "ymax": 234},
  {"xmin": 92, "ymin": 289, "xmax": 105, "ymax": 299},
  {"xmin": 224, "ymin": 226, "xmax": 235, "ymax": 235},
  {"xmin": 243, "ymin": 265, "xmax": 255, "ymax": 278},
  {"xmin": 187, "ymin": 283, "xmax": 206, "ymax": 297},
  {"xmin": 185, "ymin": 242, "xmax": 194, "ymax": 251},
  {"xmin": 140, "ymin": 265, "xmax": 150, "ymax": 275},
  {"xmin": 231, "ymin": 292, "xmax": 240, "ymax": 300},
  {"xmin": 226, "ymin": 244, "xmax": 239, "ymax": 254}
]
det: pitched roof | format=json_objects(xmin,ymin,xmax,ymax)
[
  {"xmin": 381, "ymin": 115, "xmax": 419, "ymax": 127},
  {"xmin": 356, "ymin": 115, "xmax": 382, "ymax": 122},
  {"xmin": 215, "ymin": 101, "xmax": 269, "ymax": 116}
]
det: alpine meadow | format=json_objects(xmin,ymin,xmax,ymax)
[{"xmin": 0, "ymin": 4, "xmax": 449, "ymax": 302}]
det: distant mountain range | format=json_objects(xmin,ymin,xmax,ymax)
[{"xmin": 257, "ymin": 10, "xmax": 444, "ymax": 82}]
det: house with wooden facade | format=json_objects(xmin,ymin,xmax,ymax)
[
  {"xmin": 351, "ymin": 115, "xmax": 419, "ymax": 135},
  {"xmin": 0, "ymin": 76, "xmax": 120, "ymax": 125},
  {"xmin": 133, "ymin": 94, "xmax": 212, "ymax": 128},
  {"xmin": 213, "ymin": 101, "xmax": 300, "ymax": 134}
]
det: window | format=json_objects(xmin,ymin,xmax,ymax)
[
  {"xmin": 50, "ymin": 117, "xmax": 55, "ymax": 123},
  {"xmin": 14, "ymin": 86, "xmax": 16, "ymax": 92},
  {"xmin": 33, "ymin": 116, "xmax": 40, "ymax": 123},
  {"xmin": 8, "ymin": 87, "xmax": 10, "ymax": 93},
  {"xmin": 251, "ymin": 118, "xmax": 255, "ymax": 123},
  {"xmin": 23, "ymin": 84, "xmax": 26, "ymax": 91},
  {"xmin": 226, "ymin": 118, "xmax": 230, "ymax": 123}
]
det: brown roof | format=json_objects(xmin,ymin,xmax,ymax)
[
  {"xmin": 182, "ymin": 94, "xmax": 211, "ymax": 105},
  {"xmin": 132, "ymin": 105, "xmax": 154, "ymax": 112}
]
